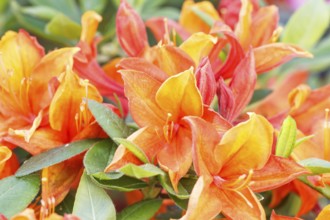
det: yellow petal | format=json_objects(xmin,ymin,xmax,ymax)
[
  {"xmin": 80, "ymin": 11, "xmax": 102, "ymax": 44},
  {"xmin": 288, "ymin": 84, "xmax": 311, "ymax": 113},
  {"xmin": 8, "ymin": 110, "xmax": 43, "ymax": 142},
  {"xmin": 217, "ymin": 113, "xmax": 273, "ymax": 177},
  {"xmin": 180, "ymin": 176, "xmax": 222, "ymax": 220},
  {"xmin": 10, "ymin": 208, "xmax": 36, "ymax": 220},
  {"xmin": 0, "ymin": 146, "xmax": 11, "ymax": 173},
  {"xmin": 179, "ymin": 32, "xmax": 217, "ymax": 65},
  {"xmin": 49, "ymin": 69, "xmax": 102, "ymax": 139},
  {"xmin": 316, "ymin": 204, "xmax": 330, "ymax": 220},
  {"xmin": 156, "ymin": 68, "xmax": 203, "ymax": 121},
  {"xmin": 234, "ymin": 0, "xmax": 253, "ymax": 50},
  {"xmin": 179, "ymin": 0, "xmax": 220, "ymax": 34}
]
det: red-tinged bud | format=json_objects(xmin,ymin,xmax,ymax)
[
  {"xmin": 116, "ymin": 0, "xmax": 148, "ymax": 57},
  {"xmin": 217, "ymin": 77, "xmax": 235, "ymax": 120},
  {"xmin": 229, "ymin": 49, "xmax": 256, "ymax": 121},
  {"xmin": 195, "ymin": 57, "xmax": 216, "ymax": 105}
]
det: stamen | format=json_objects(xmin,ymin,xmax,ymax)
[
  {"xmin": 231, "ymin": 169, "xmax": 254, "ymax": 191},
  {"xmin": 324, "ymin": 109, "xmax": 330, "ymax": 161},
  {"xmin": 233, "ymin": 190, "xmax": 254, "ymax": 208},
  {"xmin": 163, "ymin": 113, "xmax": 174, "ymax": 143}
]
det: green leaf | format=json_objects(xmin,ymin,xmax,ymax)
[
  {"xmin": 299, "ymin": 176, "xmax": 330, "ymax": 199},
  {"xmin": 55, "ymin": 191, "xmax": 76, "ymax": 215},
  {"xmin": 114, "ymin": 138, "xmax": 149, "ymax": 164},
  {"xmin": 159, "ymin": 174, "xmax": 189, "ymax": 200},
  {"xmin": 45, "ymin": 13, "xmax": 81, "ymax": 40},
  {"xmin": 84, "ymin": 139, "xmax": 117, "ymax": 175},
  {"xmin": 88, "ymin": 100, "xmax": 131, "ymax": 139},
  {"xmin": 29, "ymin": 0, "xmax": 81, "ymax": 22},
  {"xmin": 250, "ymin": 89, "xmax": 272, "ymax": 104},
  {"xmin": 298, "ymin": 158, "xmax": 330, "ymax": 174},
  {"xmin": 275, "ymin": 116, "xmax": 297, "ymax": 158},
  {"xmin": 119, "ymin": 164, "xmax": 164, "ymax": 179},
  {"xmin": 73, "ymin": 172, "xmax": 116, "ymax": 220},
  {"xmin": 282, "ymin": 0, "xmax": 330, "ymax": 50},
  {"xmin": 79, "ymin": 0, "xmax": 107, "ymax": 14},
  {"xmin": 0, "ymin": 174, "xmax": 40, "ymax": 218},
  {"xmin": 16, "ymin": 139, "xmax": 100, "ymax": 177},
  {"xmin": 91, "ymin": 174, "xmax": 148, "ymax": 192},
  {"xmin": 117, "ymin": 199, "xmax": 162, "ymax": 220},
  {"xmin": 22, "ymin": 6, "xmax": 58, "ymax": 20}
]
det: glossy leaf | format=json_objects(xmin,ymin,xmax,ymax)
[
  {"xmin": 72, "ymin": 172, "xmax": 116, "ymax": 220},
  {"xmin": 92, "ymin": 174, "xmax": 148, "ymax": 192},
  {"xmin": 15, "ymin": 139, "xmax": 100, "ymax": 177},
  {"xmin": 114, "ymin": 138, "xmax": 150, "ymax": 164},
  {"xmin": 0, "ymin": 174, "xmax": 40, "ymax": 218},
  {"xmin": 158, "ymin": 174, "xmax": 190, "ymax": 200},
  {"xmin": 22, "ymin": 6, "xmax": 58, "ymax": 20},
  {"xmin": 88, "ymin": 100, "xmax": 131, "ymax": 139},
  {"xmin": 281, "ymin": 0, "xmax": 330, "ymax": 50},
  {"xmin": 276, "ymin": 116, "xmax": 297, "ymax": 158},
  {"xmin": 84, "ymin": 139, "xmax": 117, "ymax": 175},
  {"xmin": 250, "ymin": 89, "xmax": 272, "ymax": 104},
  {"xmin": 299, "ymin": 158, "xmax": 330, "ymax": 174},
  {"xmin": 119, "ymin": 164, "xmax": 164, "ymax": 179},
  {"xmin": 117, "ymin": 199, "xmax": 162, "ymax": 220}
]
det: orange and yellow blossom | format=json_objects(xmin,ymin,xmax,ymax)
[
  {"xmin": 0, "ymin": 28, "xmax": 108, "ymax": 207},
  {"xmin": 0, "ymin": 146, "xmax": 19, "ymax": 179},
  {"xmin": 105, "ymin": 62, "xmax": 231, "ymax": 190},
  {"xmin": 252, "ymin": 73, "xmax": 330, "ymax": 216},
  {"xmin": 180, "ymin": 113, "xmax": 308, "ymax": 220}
]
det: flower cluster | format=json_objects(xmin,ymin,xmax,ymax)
[{"xmin": 0, "ymin": 0, "xmax": 329, "ymax": 220}]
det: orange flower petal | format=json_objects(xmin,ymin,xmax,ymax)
[
  {"xmin": 143, "ymin": 45, "xmax": 195, "ymax": 76},
  {"xmin": 179, "ymin": 0, "xmax": 221, "ymax": 34},
  {"xmin": 42, "ymin": 157, "xmax": 83, "ymax": 206},
  {"xmin": 5, "ymin": 126, "xmax": 64, "ymax": 155},
  {"xmin": 288, "ymin": 84, "xmax": 312, "ymax": 113},
  {"xmin": 254, "ymin": 43, "xmax": 313, "ymax": 74},
  {"xmin": 293, "ymin": 180, "xmax": 319, "ymax": 217},
  {"xmin": 180, "ymin": 176, "xmax": 222, "ymax": 220},
  {"xmin": 250, "ymin": 6, "xmax": 279, "ymax": 47},
  {"xmin": 116, "ymin": 0, "xmax": 148, "ymax": 57},
  {"xmin": 120, "ymin": 69, "xmax": 166, "ymax": 127},
  {"xmin": 228, "ymin": 49, "xmax": 256, "ymax": 121},
  {"xmin": 157, "ymin": 127, "xmax": 192, "ymax": 191},
  {"xmin": 250, "ymin": 155, "xmax": 309, "ymax": 192},
  {"xmin": 102, "ymin": 58, "xmax": 124, "ymax": 86},
  {"xmin": 270, "ymin": 183, "xmax": 293, "ymax": 208},
  {"xmin": 183, "ymin": 116, "xmax": 222, "ymax": 176},
  {"xmin": 234, "ymin": 0, "xmax": 253, "ymax": 50},
  {"xmin": 118, "ymin": 57, "xmax": 168, "ymax": 82},
  {"xmin": 156, "ymin": 68, "xmax": 203, "ymax": 121},
  {"xmin": 11, "ymin": 208, "xmax": 36, "ymax": 220},
  {"xmin": 31, "ymin": 47, "xmax": 80, "ymax": 113},
  {"xmin": 252, "ymin": 71, "xmax": 308, "ymax": 118},
  {"xmin": 179, "ymin": 32, "xmax": 217, "ymax": 65},
  {"xmin": 105, "ymin": 126, "xmax": 164, "ymax": 172},
  {"xmin": 80, "ymin": 11, "xmax": 102, "ymax": 45},
  {"xmin": 219, "ymin": 187, "xmax": 266, "ymax": 220},
  {"xmin": 217, "ymin": 113, "xmax": 273, "ymax": 177},
  {"xmin": 49, "ymin": 69, "xmax": 102, "ymax": 139}
]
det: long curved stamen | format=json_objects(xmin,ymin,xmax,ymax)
[
  {"xmin": 221, "ymin": 169, "xmax": 254, "ymax": 191},
  {"xmin": 324, "ymin": 109, "xmax": 330, "ymax": 161}
]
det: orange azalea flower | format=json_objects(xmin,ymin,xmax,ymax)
[
  {"xmin": 105, "ymin": 64, "xmax": 231, "ymax": 190},
  {"xmin": 253, "ymin": 73, "xmax": 330, "ymax": 216},
  {"xmin": 74, "ymin": 11, "xmax": 127, "ymax": 114},
  {"xmin": 0, "ymin": 30, "xmax": 82, "ymax": 153},
  {"xmin": 181, "ymin": 113, "xmax": 307, "ymax": 220},
  {"xmin": 10, "ymin": 208, "xmax": 80, "ymax": 220},
  {"xmin": 147, "ymin": 0, "xmax": 311, "ymax": 77}
]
